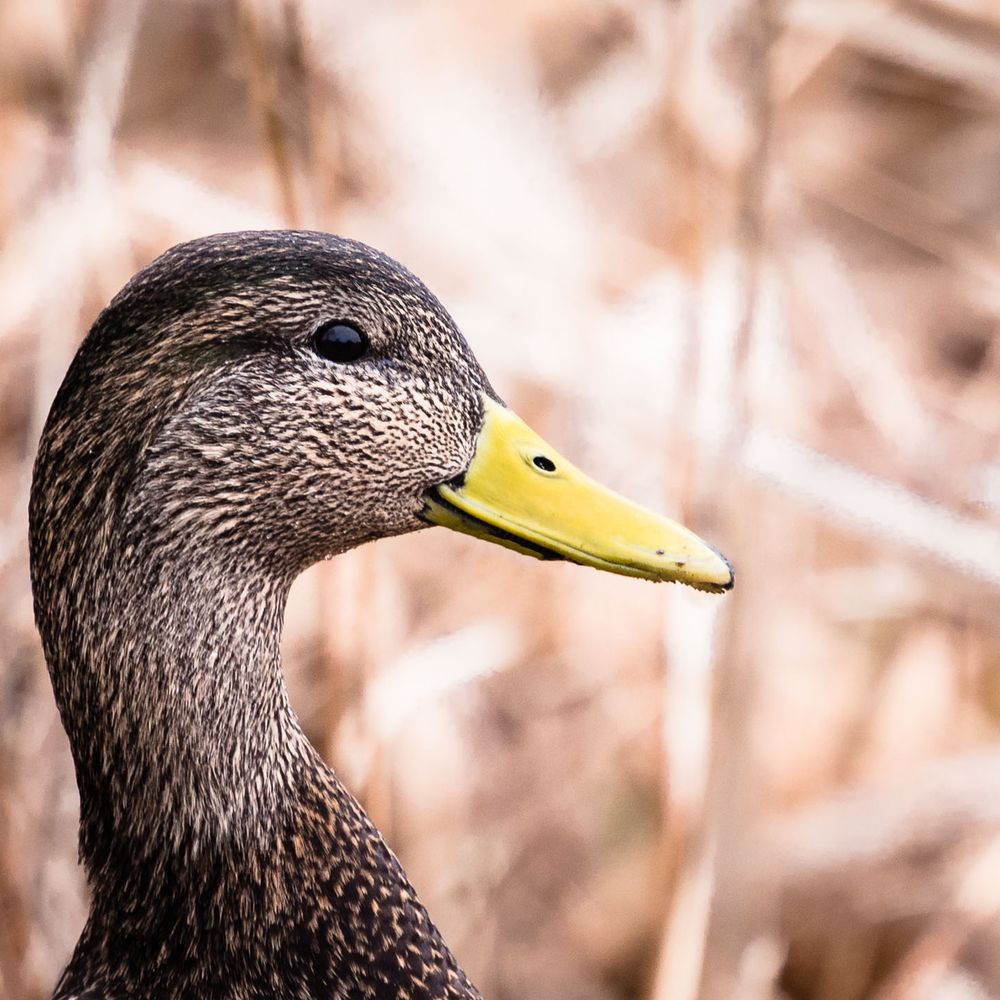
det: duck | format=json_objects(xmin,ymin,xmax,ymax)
[{"xmin": 29, "ymin": 230, "xmax": 733, "ymax": 999}]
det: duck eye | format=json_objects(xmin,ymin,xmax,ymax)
[{"xmin": 313, "ymin": 321, "xmax": 369, "ymax": 363}]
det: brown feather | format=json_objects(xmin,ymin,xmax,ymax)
[{"xmin": 30, "ymin": 231, "xmax": 496, "ymax": 999}]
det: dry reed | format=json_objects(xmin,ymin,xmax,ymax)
[{"xmin": 0, "ymin": 2, "xmax": 998, "ymax": 998}]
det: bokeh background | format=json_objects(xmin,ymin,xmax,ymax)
[{"xmin": 2, "ymin": 1, "xmax": 1000, "ymax": 998}]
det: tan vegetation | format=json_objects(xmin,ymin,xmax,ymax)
[{"xmin": 1, "ymin": 1, "xmax": 999, "ymax": 998}]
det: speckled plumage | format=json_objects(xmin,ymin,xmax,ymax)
[{"xmin": 30, "ymin": 232, "xmax": 497, "ymax": 999}]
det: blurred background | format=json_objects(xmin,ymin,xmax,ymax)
[{"xmin": 1, "ymin": 1, "xmax": 999, "ymax": 998}]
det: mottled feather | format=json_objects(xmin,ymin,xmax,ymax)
[{"xmin": 30, "ymin": 232, "xmax": 496, "ymax": 999}]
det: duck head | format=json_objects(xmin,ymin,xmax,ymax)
[
  {"xmin": 36, "ymin": 231, "xmax": 732, "ymax": 592},
  {"xmin": 29, "ymin": 229, "xmax": 733, "ymax": 999}
]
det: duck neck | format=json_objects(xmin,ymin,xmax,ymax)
[
  {"xmin": 42, "ymin": 536, "xmax": 485, "ymax": 1000},
  {"xmin": 45, "ymin": 534, "xmax": 313, "ymax": 877}
]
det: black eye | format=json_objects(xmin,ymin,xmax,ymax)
[{"xmin": 313, "ymin": 321, "xmax": 369, "ymax": 363}]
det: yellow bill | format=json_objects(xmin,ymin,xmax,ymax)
[{"xmin": 424, "ymin": 396, "xmax": 733, "ymax": 593}]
